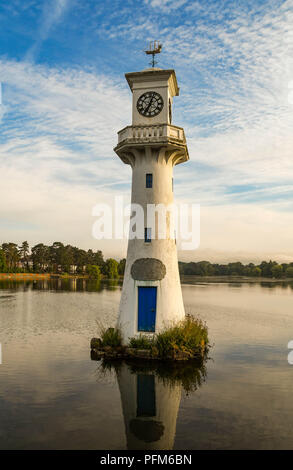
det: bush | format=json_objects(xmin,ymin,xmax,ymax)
[
  {"xmin": 86, "ymin": 264, "xmax": 101, "ymax": 280},
  {"xmin": 129, "ymin": 334, "xmax": 154, "ymax": 350},
  {"xmin": 103, "ymin": 258, "xmax": 119, "ymax": 279},
  {"xmin": 155, "ymin": 315, "xmax": 209, "ymax": 359}
]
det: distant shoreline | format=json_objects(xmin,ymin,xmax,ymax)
[
  {"xmin": 180, "ymin": 275, "xmax": 293, "ymax": 283},
  {"xmin": 0, "ymin": 273, "xmax": 51, "ymax": 280},
  {"xmin": 0, "ymin": 273, "xmax": 292, "ymax": 282}
]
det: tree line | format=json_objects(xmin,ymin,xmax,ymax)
[
  {"xmin": 0, "ymin": 241, "xmax": 292, "ymax": 279},
  {"xmin": 179, "ymin": 260, "xmax": 293, "ymax": 279},
  {"xmin": 0, "ymin": 241, "xmax": 125, "ymax": 280}
]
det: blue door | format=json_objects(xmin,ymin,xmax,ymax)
[
  {"xmin": 138, "ymin": 287, "xmax": 157, "ymax": 332},
  {"xmin": 137, "ymin": 374, "xmax": 156, "ymax": 417}
]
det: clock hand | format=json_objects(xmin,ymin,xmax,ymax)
[{"xmin": 144, "ymin": 93, "xmax": 155, "ymax": 113}]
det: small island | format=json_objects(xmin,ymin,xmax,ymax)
[{"xmin": 90, "ymin": 315, "xmax": 209, "ymax": 362}]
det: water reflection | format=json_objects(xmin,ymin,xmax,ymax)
[
  {"xmin": 0, "ymin": 278, "xmax": 121, "ymax": 292},
  {"xmin": 181, "ymin": 276, "xmax": 293, "ymax": 291},
  {"xmin": 1, "ymin": 277, "xmax": 293, "ymax": 293},
  {"xmin": 93, "ymin": 359, "xmax": 207, "ymax": 450}
]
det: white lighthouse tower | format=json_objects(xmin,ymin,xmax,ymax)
[{"xmin": 114, "ymin": 45, "xmax": 189, "ymax": 343}]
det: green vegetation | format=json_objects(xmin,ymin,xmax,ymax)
[
  {"xmin": 102, "ymin": 258, "xmax": 119, "ymax": 279},
  {"xmin": 129, "ymin": 334, "xmax": 154, "ymax": 350},
  {"xmin": 155, "ymin": 316, "xmax": 209, "ymax": 359},
  {"xmin": 0, "ymin": 241, "xmax": 124, "ymax": 278},
  {"xmin": 126, "ymin": 316, "xmax": 208, "ymax": 359},
  {"xmin": 286, "ymin": 267, "xmax": 293, "ymax": 278},
  {"xmin": 118, "ymin": 258, "xmax": 126, "ymax": 276},
  {"xmin": 271, "ymin": 264, "xmax": 283, "ymax": 279},
  {"xmin": 86, "ymin": 264, "xmax": 101, "ymax": 280},
  {"xmin": 0, "ymin": 249, "xmax": 7, "ymax": 272},
  {"xmin": 1, "ymin": 240, "xmax": 292, "ymax": 280},
  {"xmin": 99, "ymin": 325, "xmax": 123, "ymax": 348},
  {"xmin": 179, "ymin": 259, "xmax": 293, "ymax": 279}
]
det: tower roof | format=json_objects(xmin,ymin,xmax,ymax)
[{"xmin": 125, "ymin": 69, "xmax": 179, "ymax": 97}]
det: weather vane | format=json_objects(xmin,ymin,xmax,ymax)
[{"xmin": 145, "ymin": 41, "xmax": 162, "ymax": 68}]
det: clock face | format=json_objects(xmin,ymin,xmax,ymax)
[{"xmin": 137, "ymin": 91, "xmax": 164, "ymax": 117}]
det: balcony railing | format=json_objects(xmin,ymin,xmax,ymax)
[{"xmin": 117, "ymin": 124, "xmax": 186, "ymax": 145}]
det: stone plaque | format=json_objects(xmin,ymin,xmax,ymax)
[{"xmin": 131, "ymin": 258, "xmax": 166, "ymax": 281}]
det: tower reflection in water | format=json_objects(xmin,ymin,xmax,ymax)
[{"xmin": 94, "ymin": 358, "xmax": 207, "ymax": 450}]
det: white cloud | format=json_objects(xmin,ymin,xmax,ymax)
[
  {"xmin": 0, "ymin": 1, "xmax": 293, "ymax": 262},
  {"xmin": 25, "ymin": 0, "xmax": 71, "ymax": 61},
  {"xmin": 0, "ymin": 59, "xmax": 132, "ymax": 255},
  {"xmin": 144, "ymin": 0, "xmax": 188, "ymax": 10}
]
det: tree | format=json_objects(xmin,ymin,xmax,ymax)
[
  {"xmin": 0, "ymin": 249, "xmax": 7, "ymax": 272},
  {"xmin": 104, "ymin": 258, "xmax": 119, "ymax": 279},
  {"xmin": 49, "ymin": 242, "xmax": 64, "ymax": 273},
  {"xmin": 227, "ymin": 262, "xmax": 244, "ymax": 276},
  {"xmin": 86, "ymin": 265, "xmax": 101, "ymax": 280},
  {"xmin": 60, "ymin": 245, "xmax": 74, "ymax": 273},
  {"xmin": 271, "ymin": 264, "xmax": 283, "ymax": 279},
  {"xmin": 259, "ymin": 260, "xmax": 276, "ymax": 277},
  {"xmin": 75, "ymin": 248, "xmax": 88, "ymax": 274},
  {"xmin": 2, "ymin": 243, "xmax": 20, "ymax": 271},
  {"xmin": 94, "ymin": 250, "xmax": 104, "ymax": 268},
  {"xmin": 250, "ymin": 266, "xmax": 262, "ymax": 277},
  {"xmin": 118, "ymin": 258, "xmax": 126, "ymax": 276},
  {"xmin": 31, "ymin": 244, "xmax": 49, "ymax": 272},
  {"xmin": 19, "ymin": 241, "xmax": 30, "ymax": 271},
  {"xmin": 285, "ymin": 267, "xmax": 293, "ymax": 278}
]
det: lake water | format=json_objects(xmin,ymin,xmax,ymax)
[{"xmin": 0, "ymin": 277, "xmax": 293, "ymax": 450}]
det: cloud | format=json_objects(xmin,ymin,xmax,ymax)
[
  {"xmin": 0, "ymin": 1, "xmax": 293, "ymax": 261},
  {"xmin": 25, "ymin": 0, "xmax": 71, "ymax": 61},
  {"xmin": 144, "ymin": 0, "xmax": 188, "ymax": 10},
  {"xmin": 0, "ymin": 59, "xmax": 132, "ymax": 255}
]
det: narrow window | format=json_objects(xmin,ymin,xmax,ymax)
[
  {"xmin": 144, "ymin": 227, "xmax": 152, "ymax": 243},
  {"xmin": 146, "ymin": 173, "xmax": 153, "ymax": 188}
]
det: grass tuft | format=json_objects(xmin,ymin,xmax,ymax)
[
  {"xmin": 96, "ymin": 315, "xmax": 209, "ymax": 359},
  {"xmin": 155, "ymin": 315, "xmax": 209, "ymax": 359},
  {"xmin": 98, "ymin": 324, "xmax": 123, "ymax": 348},
  {"xmin": 128, "ymin": 334, "xmax": 154, "ymax": 350}
]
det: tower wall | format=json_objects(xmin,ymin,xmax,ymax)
[{"xmin": 117, "ymin": 147, "xmax": 185, "ymax": 342}]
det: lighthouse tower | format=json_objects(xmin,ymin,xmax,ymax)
[{"xmin": 114, "ymin": 53, "xmax": 189, "ymax": 343}]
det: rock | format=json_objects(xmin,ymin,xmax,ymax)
[
  {"xmin": 125, "ymin": 347, "xmax": 137, "ymax": 357},
  {"xmin": 90, "ymin": 337, "xmax": 102, "ymax": 349},
  {"xmin": 151, "ymin": 346, "xmax": 159, "ymax": 358},
  {"xmin": 90, "ymin": 339, "xmax": 204, "ymax": 361},
  {"xmin": 91, "ymin": 349, "xmax": 105, "ymax": 360},
  {"xmin": 166, "ymin": 348, "xmax": 190, "ymax": 361},
  {"xmin": 135, "ymin": 349, "xmax": 151, "ymax": 359}
]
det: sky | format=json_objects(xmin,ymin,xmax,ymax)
[{"xmin": 0, "ymin": 0, "xmax": 292, "ymax": 263}]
